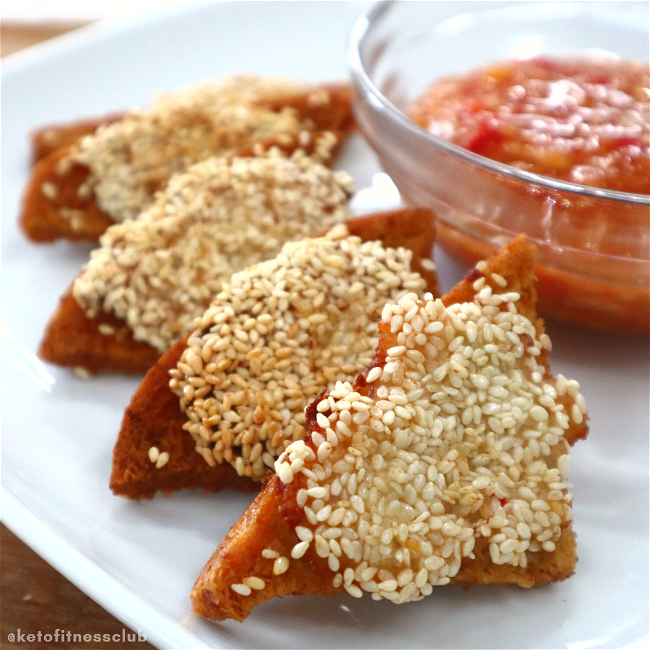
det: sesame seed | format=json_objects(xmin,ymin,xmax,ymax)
[
  {"xmin": 291, "ymin": 541, "xmax": 310, "ymax": 559},
  {"xmin": 243, "ymin": 576, "xmax": 265, "ymax": 590},
  {"xmin": 317, "ymin": 413, "xmax": 330, "ymax": 429},
  {"xmin": 491, "ymin": 273, "xmax": 508, "ymax": 287},
  {"xmin": 148, "ymin": 446, "xmax": 159, "ymax": 463},
  {"xmin": 277, "ymin": 463, "xmax": 294, "ymax": 484},
  {"xmin": 295, "ymin": 526, "xmax": 314, "ymax": 543},
  {"xmin": 571, "ymin": 404, "xmax": 583, "ymax": 424},
  {"xmin": 155, "ymin": 451, "xmax": 169, "ymax": 469},
  {"xmin": 557, "ymin": 454, "xmax": 571, "ymax": 479},
  {"xmin": 41, "ymin": 181, "xmax": 58, "ymax": 199},
  {"xmin": 273, "ymin": 556, "xmax": 290, "ymax": 575},
  {"xmin": 73, "ymin": 367, "xmax": 91, "ymax": 379},
  {"xmin": 350, "ymin": 495, "xmax": 365, "ymax": 514},
  {"xmin": 230, "ymin": 583, "xmax": 251, "ymax": 596},
  {"xmin": 344, "ymin": 583, "xmax": 363, "ymax": 598},
  {"xmin": 530, "ymin": 405, "xmax": 549, "ymax": 422},
  {"xmin": 317, "ymin": 442, "xmax": 333, "ymax": 463},
  {"xmin": 378, "ymin": 579, "xmax": 398, "ymax": 592}
]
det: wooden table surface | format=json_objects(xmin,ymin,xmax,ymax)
[{"xmin": 1, "ymin": 23, "xmax": 156, "ymax": 650}]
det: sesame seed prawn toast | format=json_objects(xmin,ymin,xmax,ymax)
[
  {"xmin": 20, "ymin": 77, "xmax": 353, "ymax": 243},
  {"xmin": 29, "ymin": 83, "xmax": 352, "ymax": 165},
  {"xmin": 191, "ymin": 235, "xmax": 589, "ymax": 622},
  {"xmin": 21, "ymin": 128, "xmax": 348, "ymax": 244},
  {"xmin": 38, "ymin": 144, "xmax": 354, "ymax": 375},
  {"xmin": 22, "ymin": 127, "xmax": 346, "ymax": 244},
  {"xmin": 110, "ymin": 208, "xmax": 439, "ymax": 499}
]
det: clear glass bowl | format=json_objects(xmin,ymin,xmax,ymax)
[{"xmin": 348, "ymin": 1, "xmax": 649, "ymax": 331}]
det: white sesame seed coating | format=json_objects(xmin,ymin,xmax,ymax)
[
  {"xmin": 274, "ymin": 284, "xmax": 586, "ymax": 604},
  {"xmin": 172, "ymin": 226, "xmax": 429, "ymax": 480},
  {"xmin": 73, "ymin": 147, "xmax": 352, "ymax": 352},
  {"xmin": 69, "ymin": 75, "xmax": 328, "ymax": 224}
]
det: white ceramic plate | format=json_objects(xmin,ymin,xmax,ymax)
[{"xmin": 2, "ymin": 3, "xmax": 648, "ymax": 649}]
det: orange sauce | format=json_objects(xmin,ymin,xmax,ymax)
[
  {"xmin": 410, "ymin": 56, "xmax": 649, "ymax": 194},
  {"xmin": 409, "ymin": 56, "xmax": 649, "ymax": 331}
]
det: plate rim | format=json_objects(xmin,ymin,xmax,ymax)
[
  {"xmin": 1, "ymin": 489, "xmax": 211, "ymax": 650},
  {"xmin": 1, "ymin": 2, "xmax": 648, "ymax": 649},
  {"xmin": 0, "ymin": 1, "xmax": 209, "ymax": 77}
]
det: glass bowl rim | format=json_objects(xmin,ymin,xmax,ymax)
[{"xmin": 347, "ymin": 0, "xmax": 650, "ymax": 208}]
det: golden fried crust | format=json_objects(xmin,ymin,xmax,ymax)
[
  {"xmin": 35, "ymin": 129, "xmax": 351, "ymax": 375},
  {"xmin": 20, "ymin": 131, "xmax": 346, "ymax": 244},
  {"xmin": 108, "ymin": 208, "xmax": 438, "ymax": 500},
  {"xmin": 190, "ymin": 235, "xmax": 588, "ymax": 623},
  {"xmin": 110, "ymin": 338, "xmax": 256, "ymax": 499},
  {"xmin": 38, "ymin": 290, "xmax": 160, "ymax": 375},
  {"xmin": 192, "ymin": 473, "xmax": 341, "ymax": 622},
  {"xmin": 20, "ymin": 84, "xmax": 354, "ymax": 244},
  {"xmin": 191, "ymin": 473, "xmax": 578, "ymax": 622},
  {"xmin": 31, "ymin": 114, "xmax": 123, "ymax": 163},
  {"xmin": 29, "ymin": 84, "xmax": 353, "ymax": 164},
  {"xmin": 451, "ymin": 528, "xmax": 577, "ymax": 589},
  {"xmin": 21, "ymin": 146, "xmax": 114, "ymax": 242}
]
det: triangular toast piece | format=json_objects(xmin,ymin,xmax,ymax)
[
  {"xmin": 29, "ymin": 83, "xmax": 354, "ymax": 164},
  {"xmin": 110, "ymin": 208, "xmax": 439, "ymax": 499},
  {"xmin": 20, "ymin": 80, "xmax": 353, "ymax": 242},
  {"xmin": 38, "ymin": 142, "xmax": 356, "ymax": 374},
  {"xmin": 190, "ymin": 235, "xmax": 589, "ymax": 622}
]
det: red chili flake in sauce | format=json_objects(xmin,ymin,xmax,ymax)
[
  {"xmin": 409, "ymin": 56, "xmax": 650, "ymax": 194},
  {"xmin": 465, "ymin": 119, "xmax": 504, "ymax": 155}
]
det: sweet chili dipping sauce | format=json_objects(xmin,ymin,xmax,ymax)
[
  {"xmin": 405, "ymin": 56, "xmax": 650, "ymax": 332},
  {"xmin": 409, "ymin": 56, "xmax": 649, "ymax": 194}
]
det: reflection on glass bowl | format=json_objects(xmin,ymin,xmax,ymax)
[{"xmin": 349, "ymin": 0, "xmax": 649, "ymax": 331}]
